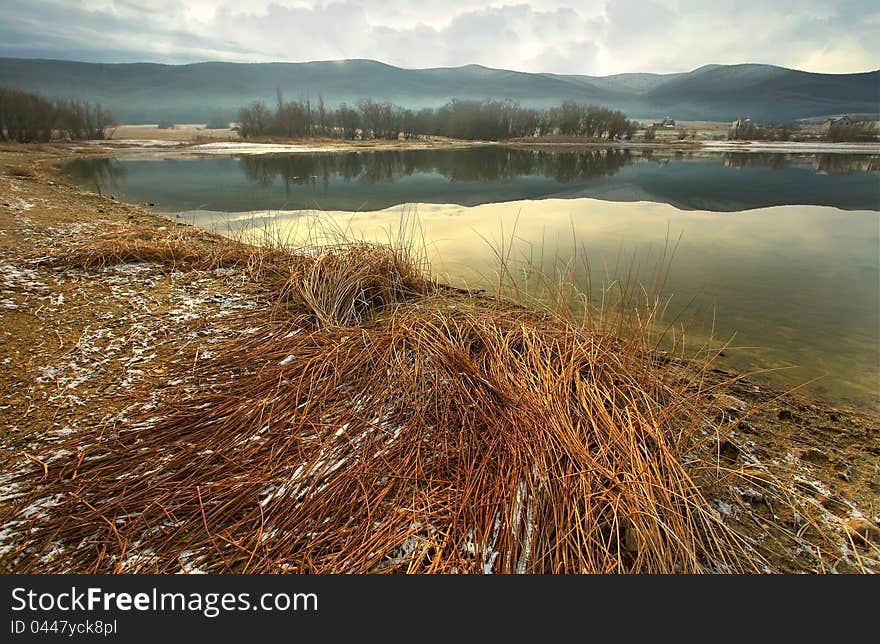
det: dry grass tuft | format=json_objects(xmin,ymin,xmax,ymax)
[
  {"xmin": 36, "ymin": 223, "xmax": 432, "ymax": 327},
  {"xmin": 4, "ymin": 165, "xmax": 37, "ymax": 179},
  {"xmin": 276, "ymin": 243, "xmax": 430, "ymax": 326},
  {"xmin": 35, "ymin": 224, "xmax": 270, "ymax": 273},
  {"xmin": 2, "ymin": 222, "xmax": 781, "ymax": 574}
]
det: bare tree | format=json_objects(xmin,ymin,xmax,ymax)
[
  {"xmin": 0, "ymin": 86, "xmax": 115, "ymax": 142},
  {"xmin": 317, "ymin": 95, "xmax": 326, "ymax": 137},
  {"xmin": 237, "ymin": 101, "xmax": 272, "ymax": 138},
  {"xmin": 232, "ymin": 94, "xmax": 637, "ymax": 144}
]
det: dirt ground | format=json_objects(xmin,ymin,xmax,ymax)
[{"xmin": 0, "ymin": 142, "xmax": 877, "ymax": 572}]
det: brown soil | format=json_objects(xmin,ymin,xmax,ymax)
[{"xmin": 0, "ymin": 142, "xmax": 877, "ymax": 573}]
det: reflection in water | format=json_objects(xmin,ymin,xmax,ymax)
[
  {"xmin": 722, "ymin": 152, "xmax": 880, "ymax": 175},
  {"xmin": 238, "ymin": 148, "xmax": 880, "ymax": 185},
  {"xmin": 64, "ymin": 157, "xmax": 128, "ymax": 195},
  {"xmin": 62, "ymin": 148, "xmax": 880, "ymax": 213},
  {"xmin": 240, "ymin": 148, "xmax": 632, "ymax": 187},
  {"xmin": 199, "ymin": 200, "xmax": 879, "ymax": 411},
  {"xmin": 60, "ymin": 148, "xmax": 880, "ymax": 410},
  {"xmin": 723, "ymin": 153, "xmax": 790, "ymax": 170},
  {"xmin": 812, "ymin": 154, "xmax": 880, "ymax": 175}
]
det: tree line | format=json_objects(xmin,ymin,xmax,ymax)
[
  {"xmin": 0, "ymin": 86, "xmax": 116, "ymax": 143},
  {"xmin": 729, "ymin": 118, "xmax": 878, "ymax": 142},
  {"xmin": 237, "ymin": 92, "xmax": 638, "ymax": 142}
]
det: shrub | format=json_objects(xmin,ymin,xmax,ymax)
[
  {"xmin": 826, "ymin": 122, "xmax": 876, "ymax": 142},
  {"xmin": 205, "ymin": 114, "xmax": 229, "ymax": 130}
]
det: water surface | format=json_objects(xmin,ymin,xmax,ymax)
[
  {"xmin": 63, "ymin": 147, "xmax": 880, "ymax": 410},
  {"xmin": 64, "ymin": 148, "xmax": 880, "ymax": 212}
]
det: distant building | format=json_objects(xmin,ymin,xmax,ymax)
[
  {"xmin": 646, "ymin": 117, "xmax": 675, "ymax": 130},
  {"xmin": 824, "ymin": 116, "xmax": 853, "ymax": 127}
]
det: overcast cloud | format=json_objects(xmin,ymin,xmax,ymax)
[{"xmin": 2, "ymin": 0, "xmax": 877, "ymax": 74}]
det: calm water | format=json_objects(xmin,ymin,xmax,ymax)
[
  {"xmin": 63, "ymin": 148, "xmax": 880, "ymax": 410},
  {"xmin": 65, "ymin": 148, "xmax": 879, "ymax": 212}
]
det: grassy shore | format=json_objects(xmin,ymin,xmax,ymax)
[
  {"xmin": 102, "ymin": 123, "xmax": 880, "ymax": 155},
  {"xmin": 106, "ymin": 124, "xmax": 491, "ymax": 151},
  {"xmin": 0, "ymin": 142, "xmax": 877, "ymax": 573}
]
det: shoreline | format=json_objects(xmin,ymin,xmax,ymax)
[
  {"xmin": 510, "ymin": 139, "xmax": 880, "ymax": 154},
  {"xmin": 89, "ymin": 137, "xmax": 880, "ymax": 157},
  {"xmin": 1, "ymin": 143, "xmax": 878, "ymax": 573},
  {"xmin": 96, "ymin": 134, "xmax": 497, "ymax": 155}
]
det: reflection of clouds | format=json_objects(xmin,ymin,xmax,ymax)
[
  {"xmin": 192, "ymin": 197, "xmax": 878, "ymax": 406},
  {"xmin": 209, "ymin": 199, "xmax": 877, "ymax": 273}
]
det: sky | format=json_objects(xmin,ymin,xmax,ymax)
[{"xmin": 2, "ymin": 0, "xmax": 878, "ymax": 75}]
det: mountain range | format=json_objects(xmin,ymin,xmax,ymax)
[{"xmin": 0, "ymin": 57, "xmax": 877, "ymax": 124}]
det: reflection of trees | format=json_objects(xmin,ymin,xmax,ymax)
[
  {"xmin": 723, "ymin": 152, "xmax": 877, "ymax": 175},
  {"xmin": 339, "ymin": 154, "xmax": 364, "ymax": 181},
  {"xmin": 241, "ymin": 158, "xmax": 277, "ymax": 187},
  {"xmin": 238, "ymin": 148, "xmax": 632, "ymax": 187},
  {"xmin": 546, "ymin": 151, "xmax": 631, "ymax": 183},
  {"xmin": 62, "ymin": 157, "xmax": 127, "ymax": 194},
  {"xmin": 813, "ymin": 154, "xmax": 879, "ymax": 176},
  {"xmin": 723, "ymin": 153, "xmax": 789, "ymax": 170}
]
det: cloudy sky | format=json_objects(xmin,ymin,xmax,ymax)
[{"xmin": 3, "ymin": 0, "xmax": 878, "ymax": 75}]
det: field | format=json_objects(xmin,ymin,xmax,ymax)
[
  {"xmin": 0, "ymin": 142, "xmax": 878, "ymax": 573},
  {"xmin": 108, "ymin": 123, "xmax": 240, "ymax": 142},
  {"xmin": 104, "ymin": 124, "xmax": 485, "ymax": 152}
]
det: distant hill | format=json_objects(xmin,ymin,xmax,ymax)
[
  {"xmin": 0, "ymin": 57, "xmax": 876, "ymax": 124},
  {"xmin": 638, "ymin": 64, "xmax": 879, "ymax": 121}
]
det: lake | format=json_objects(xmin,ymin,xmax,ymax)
[{"xmin": 63, "ymin": 147, "xmax": 880, "ymax": 410}]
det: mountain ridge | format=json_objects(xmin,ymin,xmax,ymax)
[{"xmin": 0, "ymin": 57, "xmax": 876, "ymax": 124}]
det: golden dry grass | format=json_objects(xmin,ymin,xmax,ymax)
[{"xmin": 2, "ymin": 226, "xmax": 799, "ymax": 573}]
